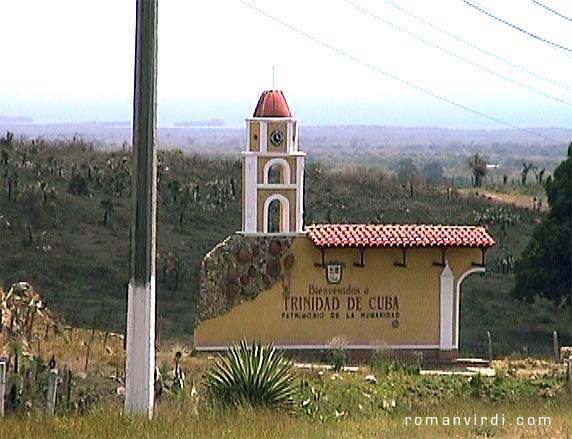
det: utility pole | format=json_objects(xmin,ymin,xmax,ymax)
[
  {"xmin": 125, "ymin": 0, "xmax": 158, "ymax": 418},
  {"xmin": 569, "ymin": 142, "xmax": 572, "ymax": 342}
]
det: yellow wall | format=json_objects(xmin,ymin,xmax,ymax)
[
  {"xmin": 257, "ymin": 156, "xmax": 297, "ymax": 184},
  {"xmin": 267, "ymin": 121, "xmax": 288, "ymax": 153},
  {"xmin": 249, "ymin": 121, "xmax": 260, "ymax": 151},
  {"xmin": 195, "ymin": 237, "xmax": 483, "ymax": 348}
]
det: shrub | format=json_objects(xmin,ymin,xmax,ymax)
[
  {"xmin": 67, "ymin": 172, "xmax": 89, "ymax": 196},
  {"xmin": 468, "ymin": 373, "xmax": 485, "ymax": 398},
  {"xmin": 203, "ymin": 340, "xmax": 296, "ymax": 408},
  {"xmin": 326, "ymin": 336, "xmax": 348, "ymax": 372}
]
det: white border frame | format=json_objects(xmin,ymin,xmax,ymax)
[
  {"xmin": 263, "ymin": 157, "xmax": 291, "ymax": 184},
  {"xmin": 263, "ymin": 193, "xmax": 290, "ymax": 233},
  {"xmin": 439, "ymin": 261, "xmax": 454, "ymax": 350},
  {"xmin": 295, "ymin": 155, "xmax": 305, "ymax": 232},
  {"xmin": 242, "ymin": 154, "xmax": 258, "ymax": 233},
  {"xmin": 260, "ymin": 121, "xmax": 268, "ymax": 152}
]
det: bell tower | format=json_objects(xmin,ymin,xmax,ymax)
[{"xmin": 241, "ymin": 90, "xmax": 305, "ymax": 234}]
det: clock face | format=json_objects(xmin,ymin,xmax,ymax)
[{"xmin": 269, "ymin": 129, "xmax": 284, "ymax": 147}]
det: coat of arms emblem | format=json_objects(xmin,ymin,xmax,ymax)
[{"xmin": 326, "ymin": 263, "xmax": 343, "ymax": 284}]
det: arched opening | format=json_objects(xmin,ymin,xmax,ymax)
[
  {"xmin": 263, "ymin": 194, "xmax": 290, "ymax": 233},
  {"xmin": 263, "ymin": 158, "xmax": 291, "ymax": 184},
  {"xmin": 267, "ymin": 199, "xmax": 281, "ymax": 233},
  {"xmin": 268, "ymin": 164, "xmax": 283, "ymax": 184},
  {"xmin": 456, "ymin": 268, "xmax": 486, "ymax": 355}
]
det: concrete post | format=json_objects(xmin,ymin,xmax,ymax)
[
  {"xmin": 439, "ymin": 262, "xmax": 454, "ymax": 351},
  {"xmin": 486, "ymin": 330, "xmax": 493, "ymax": 362},
  {"xmin": 125, "ymin": 0, "xmax": 158, "ymax": 418},
  {"xmin": 0, "ymin": 361, "xmax": 6, "ymax": 418},
  {"xmin": 46, "ymin": 369, "xmax": 58, "ymax": 416},
  {"xmin": 553, "ymin": 331, "xmax": 559, "ymax": 363}
]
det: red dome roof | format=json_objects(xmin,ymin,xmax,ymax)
[{"xmin": 253, "ymin": 90, "xmax": 292, "ymax": 117}]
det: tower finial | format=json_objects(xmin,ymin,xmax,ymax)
[{"xmin": 272, "ymin": 66, "xmax": 275, "ymax": 90}]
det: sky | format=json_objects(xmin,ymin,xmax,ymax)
[{"xmin": 1, "ymin": 0, "xmax": 572, "ymax": 128}]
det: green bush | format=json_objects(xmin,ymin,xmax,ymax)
[
  {"xmin": 325, "ymin": 336, "xmax": 348, "ymax": 372},
  {"xmin": 204, "ymin": 340, "xmax": 296, "ymax": 408}
]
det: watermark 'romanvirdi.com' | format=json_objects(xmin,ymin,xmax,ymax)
[{"xmin": 404, "ymin": 414, "xmax": 551, "ymax": 427}]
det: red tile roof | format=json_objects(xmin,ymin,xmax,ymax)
[
  {"xmin": 253, "ymin": 90, "xmax": 292, "ymax": 117},
  {"xmin": 305, "ymin": 224, "xmax": 495, "ymax": 249}
]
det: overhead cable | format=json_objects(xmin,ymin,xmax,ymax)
[
  {"xmin": 240, "ymin": 0, "xmax": 559, "ymax": 142},
  {"xmin": 461, "ymin": 0, "xmax": 572, "ymax": 52},
  {"xmin": 528, "ymin": 0, "xmax": 572, "ymax": 23},
  {"xmin": 347, "ymin": 1, "xmax": 572, "ymax": 108},
  {"xmin": 383, "ymin": 0, "xmax": 572, "ymax": 94}
]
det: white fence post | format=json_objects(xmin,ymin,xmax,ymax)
[
  {"xmin": 0, "ymin": 361, "xmax": 6, "ymax": 418},
  {"xmin": 486, "ymin": 330, "xmax": 493, "ymax": 362},
  {"xmin": 46, "ymin": 369, "xmax": 58, "ymax": 416}
]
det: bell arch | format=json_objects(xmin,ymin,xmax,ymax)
[
  {"xmin": 263, "ymin": 194, "xmax": 290, "ymax": 233},
  {"xmin": 263, "ymin": 158, "xmax": 291, "ymax": 184}
]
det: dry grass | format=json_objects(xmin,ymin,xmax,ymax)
[
  {"xmin": 38, "ymin": 326, "xmax": 125, "ymax": 372},
  {"xmin": 6, "ymin": 310, "xmax": 208, "ymax": 377},
  {"xmin": 3, "ymin": 293, "xmax": 572, "ymax": 438},
  {"xmin": 458, "ymin": 188, "xmax": 548, "ymax": 211},
  {"xmin": 2, "ymin": 398, "xmax": 571, "ymax": 439},
  {"xmin": 493, "ymin": 358, "xmax": 567, "ymax": 379}
]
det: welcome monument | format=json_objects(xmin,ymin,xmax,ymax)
[{"xmin": 194, "ymin": 90, "xmax": 495, "ymax": 360}]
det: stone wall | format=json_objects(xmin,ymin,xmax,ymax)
[{"xmin": 197, "ymin": 235, "xmax": 295, "ymax": 324}]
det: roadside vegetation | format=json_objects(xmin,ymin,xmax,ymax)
[
  {"xmin": 0, "ymin": 324, "xmax": 571, "ymax": 438},
  {"xmin": 1, "ymin": 133, "xmax": 570, "ymax": 354},
  {"xmin": 1, "ymin": 132, "xmax": 572, "ymax": 437}
]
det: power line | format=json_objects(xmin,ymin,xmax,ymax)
[
  {"xmin": 347, "ymin": 1, "xmax": 572, "ymax": 108},
  {"xmin": 528, "ymin": 0, "xmax": 572, "ymax": 23},
  {"xmin": 461, "ymin": 0, "xmax": 572, "ymax": 52},
  {"xmin": 239, "ymin": 0, "xmax": 559, "ymax": 143},
  {"xmin": 466, "ymin": 0, "xmax": 572, "ymax": 59},
  {"xmin": 382, "ymin": 0, "xmax": 572, "ymax": 94}
]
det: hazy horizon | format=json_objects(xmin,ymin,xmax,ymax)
[
  {"xmin": 2, "ymin": 95, "xmax": 571, "ymax": 130},
  {"xmin": 3, "ymin": 1, "xmax": 572, "ymax": 132}
]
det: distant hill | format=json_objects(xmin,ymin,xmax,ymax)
[
  {"xmin": 1, "ymin": 139, "xmax": 571, "ymax": 354},
  {"xmin": 301, "ymin": 125, "xmax": 572, "ymax": 147},
  {"xmin": 1, "ymin": 122, "xmax": 570, "ymax": 148},
  {"xmin": 174, "ymin": 119, "xmax": 224, "ymax": 127},
  {"xmin": 0, "ymin": 115, "xmax": 33, "ymax": 123},
  {"xmin": 1, "ymin": 123, "xmax": 569, "ymax": 180}
]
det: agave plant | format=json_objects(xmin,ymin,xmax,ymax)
[{"xmin": 204, "ymin": 340, "xmax": 296, "ymax": 408}]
